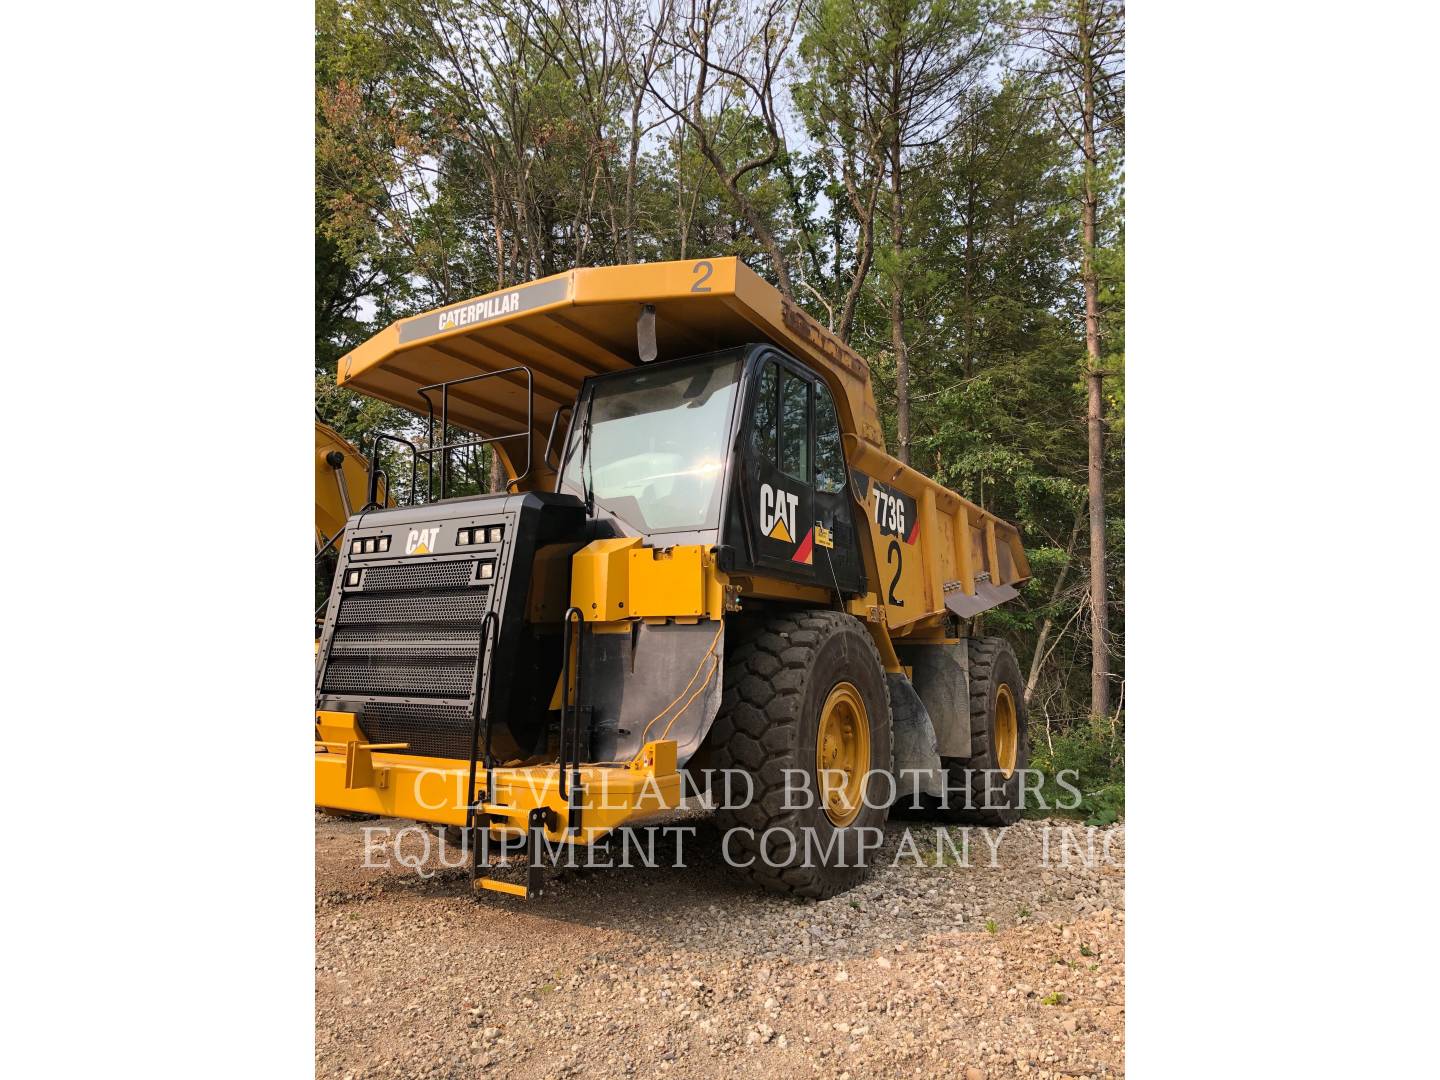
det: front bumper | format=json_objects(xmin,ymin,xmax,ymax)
[{"xmin": 315, "ymin": 711, "xmax": 682, "ymax": 845}]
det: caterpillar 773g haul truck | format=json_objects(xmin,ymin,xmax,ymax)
[{"xmin": 315, "ymin": 257, "xmax": 1031, "ymax": 899}]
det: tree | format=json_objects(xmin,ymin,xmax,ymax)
[
  {"xmin": 1017, "ymin": 0, "xmax": 1123, "ymax": 717},
  {"xmin": 646, "ymin": 0, "xmax": 804, "ymax": 296},
  {"xmin": 796, "ymin": 0, "xmax": 1000, "ymax": 464}
]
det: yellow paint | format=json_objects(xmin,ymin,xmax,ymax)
[
  {"xmin": 994, "ymin": 684, "xmax": 1018, "ymax": 778},
  {"xmin": 569, "ymin": 539, "xmax": 724, "ymax": 622},
  {"xmin": 816, "ymin": 682, "xmax": 870, "ymax": 827},
  {"xmin": 478, "ymin": 879, "xmax": 529, "ymax": 898},
  {"xmin": 317, "ymin": 714, "xmax": 683, "ymax": 845},
  {"xmin": 732, "ymin": 574, "xmax": 832, "ymax": 606},
  {"xmin": 569, "ymin": 537, "xmax": 640, "ymax": 621},
  {"xmin": 315, "ymin": 421, "xmax": 385, "ymax": 549},
  {"xmin": 767, "ymin": 517, "xmax": 793, "ymax": 543},
  {"xmin": 626, "ymin": 546, "xmax": 706, "ymax": 616}
]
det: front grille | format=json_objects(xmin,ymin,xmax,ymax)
[
  {"xmin": 337, "ymin": 590, "xmax": 490, "ymax": 624},
  {"xmin": 359, "ymin": 701, "xmax": 476, "ymax": 760},
  {"xmin": 328, "ymin": 625, "xmax": 480, "ymax": 649},
  {"xmin": 323, "ymin": 655, "xmax": 477, "ymax": 698},
  {"xmin": 321, "ymin": 551, "xmax": 497, "ymax": 759},
  {"xmin": 361, "ymin": 560, "xmax": 475, "ymax": 592}
]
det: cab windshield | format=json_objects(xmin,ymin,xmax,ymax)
[{"xmin": 559, "ymin": 355, "xmax": 741, "ymax": 534}]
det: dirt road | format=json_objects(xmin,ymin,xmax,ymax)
[{"xmin": 316, "ymin": 814, "xmax": 1124, "ymax": 1079}]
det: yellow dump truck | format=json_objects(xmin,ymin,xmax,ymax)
[{"xmin": 315, "ymin": 257, "xmax": 1030, "ymax": 898}]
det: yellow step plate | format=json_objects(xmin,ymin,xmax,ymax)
[{"xmin": 476, "ymin": 878, "xmax": 529, "ymax": 898}]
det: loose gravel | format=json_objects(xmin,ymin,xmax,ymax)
[{"xmin": 316, "ymin": 813, "xmax": 1124, "ymax": 1079}]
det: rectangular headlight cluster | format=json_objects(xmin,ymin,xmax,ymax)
[
  {"xmin": 350, "ymin": 535, "xmax": 391, "ymax": 555},
  {"xmin": 456, "ymin": 525, "xmax": 504, "ymax": 546},
  {"xmin": 343, "ymin": 568, "xmax": 362, "ymax": 587}
]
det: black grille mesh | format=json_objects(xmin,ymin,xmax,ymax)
[
  {"xmin": 323, "ymin": 553, "xmax": 497, "ymax": 759},
  {"xmin": 322, "ymin": 656, "xmax": 476, "ymax": 698},
  {"xmin": 359, "ymin": 701, "xmax": 475, "ymax": 760},
  {"xmin": 328, "ymin": 625, "xmax": 481, "ymax": 649},
  {"xmin": 337, "ymin": 590, "xmax": 490, "ymax": 624},
  {"xmin": 362, "ymin": 560, "xmax": 475, "ymax": 592}
]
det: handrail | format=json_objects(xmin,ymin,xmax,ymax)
[
  {"xmin": 366, "ymin": 432, "xmax": 422, "ymax": 509},
  {"xmin": 418, "ymin": 366, "xmax": 534, "ymax": 501},
  {"xmin": 465, "ymin": 609, "xmax": 502, "ymax": 883},
  {"xmin": 558, "ymin": 607, "xmax": 584, "ymax": 800}
]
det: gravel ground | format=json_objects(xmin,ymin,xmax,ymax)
[{"xmin": 316, "ymin": 812, "xmax": 1124, "ymax": 1079}]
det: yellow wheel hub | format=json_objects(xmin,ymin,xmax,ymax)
[
  {"xmin": 816, "ymin": 681, "xmax": 870, "ymax": 827},
  {"xmin": 994, "ymin": 683, "xmax": 1018, "ymax": 778}
]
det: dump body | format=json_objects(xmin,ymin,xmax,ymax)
[
  {"xmin": 337, "ymin": 257, "xmax": 1029, "ymax": 639},
  {"xmin": 315, "ymin": 421, "xmax": 373, "ymax": 550}
]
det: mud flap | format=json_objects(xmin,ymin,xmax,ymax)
[
  {"xmin": 581, "ymin": 621, "xmax": 724, "ymax": 766},
  {"xmin": 886, "ymin": 672, "xmax": 946, "ymax": 799},
  {"xmin": 895, "ymin": 642, "xmax": 972, "ymax": 759}
]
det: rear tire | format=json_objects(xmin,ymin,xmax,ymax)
[
  {"xmin": 708, "ymin": 610, "xmax": 892, "ymax": 898},
  {"xmin": 943, "ymin": 636, "xmax": 1029, "ymax": 826}
]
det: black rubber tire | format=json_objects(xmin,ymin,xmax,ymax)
[
  {"xmin": 943, "ymin": 636, "xmax": 1030, "ymax": 826},
  {"xmin": 709, "ymin": 610, "xmax": 893, "ymax": 898}
]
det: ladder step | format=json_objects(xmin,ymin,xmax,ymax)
[{"xmin": 477, "ymin": 878, "xmax": 529, "ymax": 898}]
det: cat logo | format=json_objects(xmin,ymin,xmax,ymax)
[
  {"xmin": 759, "ymin": 483, "xmax": 799, "ymax": 543},
  {"xmin": 405, "ymin": 526, "xmax": 441, "ymax": 555}
]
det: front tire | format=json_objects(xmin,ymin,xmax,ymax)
[{"xmin": 709, "ymin": 610, "xmax": 892, "ymax": 898}]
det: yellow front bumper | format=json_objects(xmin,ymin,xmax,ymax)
[{"xmin": 314, "ymin": 711, "xmax": 682, "ymax": 845}]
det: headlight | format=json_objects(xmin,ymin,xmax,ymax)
[
  {"xmin": 350, "ymin": 539, "xmax": 363, "ymax": 555},
  {"xmin": 487, "ymin": 525, "xmax": 504, "ymax": 544},
  {"xmin": 478, "ymin": 560, "xmax": 495, "ymax": 580},
  {"xmin": 344, "ymin": 568, "xmax": 362, "ymax": 587}
]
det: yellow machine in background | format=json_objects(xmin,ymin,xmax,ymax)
[
  {"xmin": 316, "ymin": 258, "xmax": 1031, "ymax": 899},
  {"xmin": 315, "ymin": 420, "xmax": 378, "ymax": 555}
]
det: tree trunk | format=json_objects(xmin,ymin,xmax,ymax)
[
  {"xmin": 489, "ymin": 447, "xmax": 506, "ymax": 495},
  {"xmin": 889, "ymin": 111, "xmax": 909, "ymax": 465},
  {"xmin": 1079, "ymin": 0, "xmax": 1109, "ymax": 719}
]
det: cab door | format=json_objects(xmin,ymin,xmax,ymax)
[
  {"xmin": 735, "ymin": 351, "xmax": 862, "ymax": 594},
  {"xmin": 743, "ymin": 355, "xmax": 814, "ymax": 579},
  {"xmin": 811, "ymin": 378, "xmax": 863, "ymax": 594}
]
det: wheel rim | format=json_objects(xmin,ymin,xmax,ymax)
[
  {"xmin": 994, "ymin": 683, "xmax": 1018, "ymax": 778},
  {"xmin": 816, "ymin": 681, "xmax": 870, "ymax": 827}
]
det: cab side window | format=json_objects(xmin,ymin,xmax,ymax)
[
  {"xmin": 780, "ymin": 368, "xmax": 810, "ymax": 481},
  {"xmin": 815, "ymin": 381, "xmax": 845, "ymax": 493},
  {"xmin": 752, "ymin": 361, "xmax": 778, "ymax": 464}
]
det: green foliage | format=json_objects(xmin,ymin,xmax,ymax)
[
  {"xmin": 1041, "ymin": 991, "xmax": 1066, "ymax": 1006},
  {"xmin": 1027, "ymin": 711, "xmax": 1125, "ymax": 822}
]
